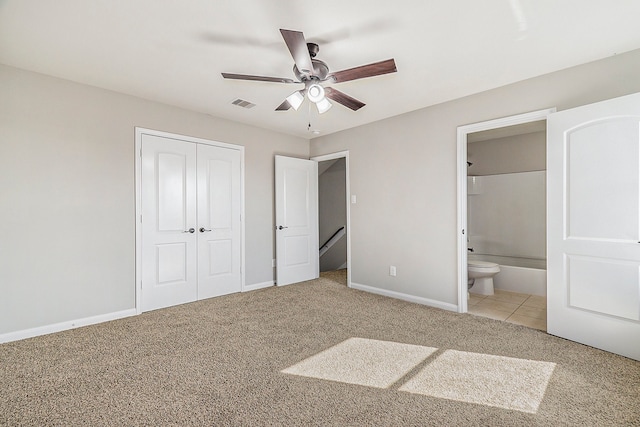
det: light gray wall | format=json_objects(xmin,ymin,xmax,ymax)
[
  {"xmin": 0, "ymin": 64, "xmax": 308, "ymax": 335},
  {"xmin": 3, "ymin": 48, "xmax": 640, "ymax": 335},
  {"xmin": 319, "ymin": 158, "xmax": 347, "ymax": 271},
  {"xmin": 468, "ymin": 131, "xmax": 546, "ymax": 176},
  {"xmin": 310, "ymin": 48, "xmax": 640, "ymax": 307}
]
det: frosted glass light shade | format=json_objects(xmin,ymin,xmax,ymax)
[
  {"xmin": 316, "ymin": 97, "xmax": 332, "ymax": 114},
  {"xmin": 307, "ymin": 84, "xmax": 325, "ymax": 103},
  {"xmin": 286, "ymin": 90, "xmax": 305, "ymax": 110}
]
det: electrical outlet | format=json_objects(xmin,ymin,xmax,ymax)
[
  {"xmin": 389, "ymin": 266, "xmax": 397, "ymax": 277},
  {"xmin": 272, "ymin": 259, "xmax": 276, "ymax": 268}
]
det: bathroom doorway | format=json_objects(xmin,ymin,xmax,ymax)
[
  {"xmin": 312, "ymin": 151, "xmax": 351, "ymax": 287},
  {"xmin": 456, "ymin": 109, "xmax": 555, "ymax": 329}
]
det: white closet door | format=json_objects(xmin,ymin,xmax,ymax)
[
  {"xmin": 141, "ymin": 134, "xmax": 198, "ymax": 312},
  {"xmin": 197, "ymin": 144, "xmax": 242, "ymax": 299},
  {"xmin": 139, "ymin": 130, "xmax": 243, "ymax": 312},
  {"xmin": 547, "ymin": 92, "xmax": 640, "ymax": 361}
]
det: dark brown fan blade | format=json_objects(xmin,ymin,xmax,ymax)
[
  {"xmin": 222, "ymin": 73, "xmax": 295, "ymax": 84},
  {"xmin": 279, "ymin": 29, "xmax": 314, "ymax": 77},
  {"xmin": 327, "ymin": 58, "xmax": 397, "ymax": 83},
  {"xmin": 324, "ymin": 87, "xmax": 365, "ymax": 111},
  {"xmin": 275, "ymin": 99, "xmax": 291, "ymax": 111}
]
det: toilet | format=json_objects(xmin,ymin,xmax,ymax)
[{"xmin": 468, "ymin": 260, "xmax": 500, "ymax": 295}]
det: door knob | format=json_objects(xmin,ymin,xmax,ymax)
[
  {"xmin": 277, "ymin": 225, "xmax": 288, "ymax": 230},
  {"xmin": 182, "ymin": 228, "xmax": 195, "ymax": 233},
  {"xmin": 199, "ymin": 227, "xmax": 212, "ymax": 233}
]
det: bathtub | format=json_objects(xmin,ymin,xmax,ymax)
[{"xmin": 468, "ymin": 254, "xmax": 546, "ymax": 296}]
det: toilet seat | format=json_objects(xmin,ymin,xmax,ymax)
[{"xmin": 468, "ymin": 260, "xmax": 499, "ymax": 269}]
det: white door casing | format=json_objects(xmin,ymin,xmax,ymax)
[
  {"xmin": 197, "ymin": 143, "xmax": 242, "ymax": 299},
  {"xmin": 275, "ymin": 155, "xmax": 319, "ymax": 286},
  {"xmin": 140, "ymin": 133, "xmax": 198, "ymax": 312},
  {"xmin": 547, "ymin": 92, "xmax": 640, "ymax": 361},
  {"xmin": 137, "ymin": 128, "xmax": 243, "ymax": 313},
  {"xmin": 311, "ymin": 151, "xmax": 352, "ymax": 288},
  {"xmin": 456, "ymin": 109, "xmax": 555, "ymax": 313}
]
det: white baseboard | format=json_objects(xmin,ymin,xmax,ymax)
[
  {"xmin": 243, "ymin": 280, "xmax": 274, "ymax": 292},
  {"xmin": 350, "ymin": 282, "xmax": 458, "ymax": 312},
  {"xmin": 0, "ymin": 308, "xmax": 137, "ymax": 344},
  {"xmin": 1, "ymin": 283, "xmax": 455, "ymax": 343}
]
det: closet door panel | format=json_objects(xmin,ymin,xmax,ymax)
[
  {"xmin": 141, "ymin": 134, "xmax": 197, "ymax": 312},
  {"xmin": 197, "ymin": 144, "xmax": 242, "ymax": 299}
]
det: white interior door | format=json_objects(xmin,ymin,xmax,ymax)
[
  {"xmin": 141, "ymin": 134, "xmax": 198, "ymax": 311},
  {"xmin": 275, "ymin": 155, "xmax": 319, "ymax": 286},
  {"xmin": 197, "ymin": 144, "xmax": 242, "ymax": 299},
  {"xmin": 547, "ymin": 92, "xmax": 640, "ymax": 361},
  {"xmin": 139, "ymin": 129, "xmax": 243, "ymax": 312}
]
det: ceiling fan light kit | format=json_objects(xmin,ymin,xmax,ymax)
[
  {"xmin": 222, "ymin": 29, "xmax": 397, "ymax": 114},
  {"xmin": 285, "ymin": 90, "xmax": 305, "ymax": 110},
  {"xmin": 307, "ymin": 83, "xmax": 325, "ymax": 103},
  {"xmin": 315, "ymin": 97, "xmax": 332, "ymax": 114}
]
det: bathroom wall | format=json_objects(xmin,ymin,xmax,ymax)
[
  {"xmin": 467, "ymin": 171, "xmax": 546, "ymax": 260},
  {"xmin": 467, "ymin": 129, "xmax": 546, "ymax": 261},
  {"xmin": 467, "ymin": 130, "xmax": 546, "ymax": 176}
]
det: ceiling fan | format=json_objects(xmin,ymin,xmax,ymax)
[{"xmin": 222, "ymin": 29, "xmax": 397, "ymax": 114}]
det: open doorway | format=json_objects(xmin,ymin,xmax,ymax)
[
  {"xmin": 312, "ymin": 151, "xmax": 351, "ymax": 287},
  {"xmin": 456, "ymin": 109, "xmax": 555, "ymax": 325}
]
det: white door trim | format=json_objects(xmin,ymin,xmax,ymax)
[
  {"xmin": 456, "ymin": 109, "xmax": 555, "ymax": 313},
  {"xmin": 134, "ymin": 127, "xmax": 245, "ymax": 314},
  {"xmin": 311, "ymin": 151, "xmax": 352, "ymax": 288}
]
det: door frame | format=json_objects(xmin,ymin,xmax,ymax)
[
  {"xmin": 134, "ymin": 127, "xmax": 245, "ymax": 314},
  {"xmin": 456, "ymin": 109, "xmax": 555, "ymax": 313},
  {"xmin": 311, "ymin": 151, "xmax": 352, "ymax": 288}
]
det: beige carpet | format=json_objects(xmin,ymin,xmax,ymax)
[
  {"xmin": 320, "ymin": 268, "xmax": 348, "ymax": 285},
  {"xmin": 282, "ymin": 337, "xmax": 439, "ymax": 389},
  {"xmin": 282, "ymin": 338, "xmax": 554, "ymax": 414},
  {"xmin": 1, "ymin": 274, "xmax": 639, "ymax": 426}
]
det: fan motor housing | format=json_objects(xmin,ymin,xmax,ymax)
[
  {"xmin": 293, "ymin": 59, "xmax": 329, "ymax": 82},
  {"xmin": 307, "ymin": 42, "xmax": 319, "ymax": 58}
]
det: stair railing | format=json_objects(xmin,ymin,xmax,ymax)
[{"xmin": 319, "ymin": 226, "xmax": 346, "ymax": 257}]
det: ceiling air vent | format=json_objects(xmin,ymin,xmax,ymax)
[{"xmin": 231, "ymin": 98, "xmax": 256, "ymax": 109}]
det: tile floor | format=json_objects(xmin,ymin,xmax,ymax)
[{"xmin": 468, "ymin": 290, "xmax": 546, "ymax": 331}]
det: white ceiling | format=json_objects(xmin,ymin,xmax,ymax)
[{"xmin": 2, "ymin": 1, "xmax": 640, "ymax": 139}]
